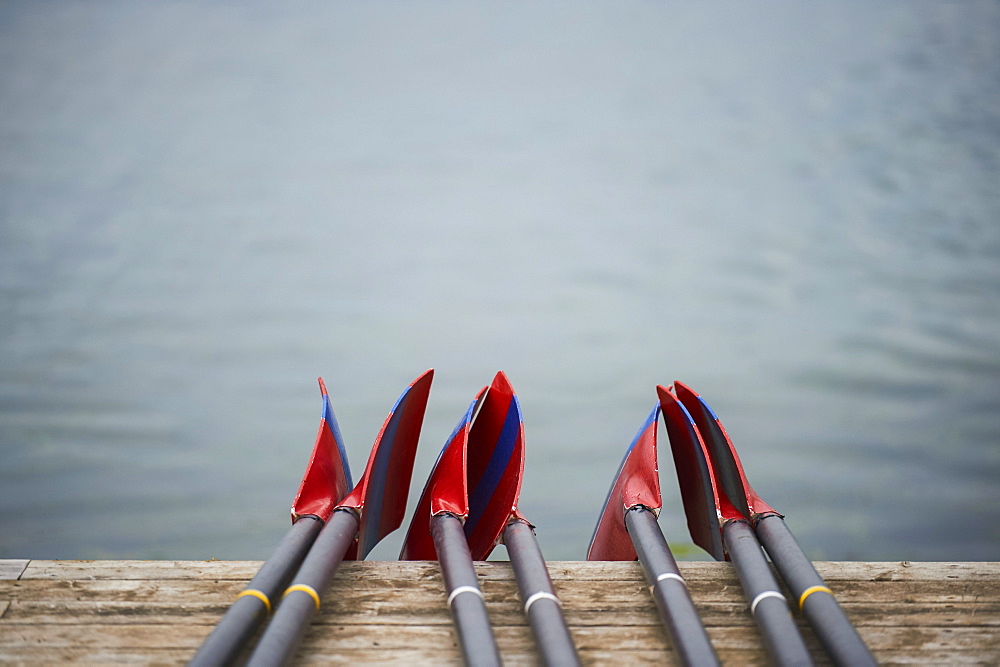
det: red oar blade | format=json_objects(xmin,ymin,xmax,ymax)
[
  {"xmin": 464, "ymin": 371, "xmax": 525, "ymax": 560},
  {"xmin": 339, "ymin": 369, "xmax": 434, "ymax": 559},
  {"xmin": 657, "ymin": 386, "xmax": 726, "ymax": 560},
  {"xmin": 672, "ymin": 381, "xmax": 778, "ymax": 519},
  {"xmin": 400, "ymin": 371, "xmax": 525, "ymax": 561},
  {"xmin": 587, "ymin": 405, "xmax": 660, "ymax": 561},
  {"xmin": 399, "ymin": 387, "xmax": 483, "ymax": 560},
  {"xmin": 290, "ymin": 378, "xmax": 353, "ymax": 523}
]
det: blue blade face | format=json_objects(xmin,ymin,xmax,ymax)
[
  {"xmin": 340, "ymin": 370, "xmax": 433, "ymax": 559},
  {"xmin": 323, "ymin": 390, "xmax": 353, "ymax": 492},
  {"xmin": 461, "ymin": 371, "xmax": 525, "ymax": 560},
  {"xmin": 291, "ymin": 379, "xmax": 353, "ymax": 522},
  {"xmin": 465, "ymin": 391, "xmax": 521, "ymax": 537},
  {"xmin": 355, "ymin": 398, "xmax": 403, "ymax": 557}
]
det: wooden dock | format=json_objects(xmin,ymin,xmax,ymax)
[{"xmin": 0, "ymin": 559, "xmax": 996, "ymax": 664}]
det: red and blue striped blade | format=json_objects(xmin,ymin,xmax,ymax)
[
  {"xmin": 400, "ymin": 371, "xmax": 525, "ymax": 561},
  {"xmin": 586, "ymin": 404, "xmax": 661, "ymax": 561},
  {"xmin": 399, "ymin": 386, "xmax": 482, "ymax": 560},
  {"xmin": 464, "ymin": 371, "xmax": 524, "ymax": 560},
  {"xmin": 657, "ymin": 385, "xmax": 729, "ymax": 560},
  {"xmin": 339, "ymin": 369, "xmax": 434, "ymax": 559},
  {"xmin": 290, "ymin": 378, "xmax": 353, "ymax": 523},
  {"xmin": 672, "ymin": 381, "xmax": 778, "ymax": 520}
]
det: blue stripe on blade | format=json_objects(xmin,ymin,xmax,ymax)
[
  {"xmin": 323, "ymin": 395, "xmax": 353, "ymax": 490},
  {"xmin": 356, "ymin": 388, "xmax": 407, "ymax": 557},
  {"xmin": 464, "ymin": 398, "xmax": 521, "ymax": 535}
]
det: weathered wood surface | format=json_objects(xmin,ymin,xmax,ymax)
[{"xmin": 0, "ymin": 559, "xmax": 996, "ymax": 665}]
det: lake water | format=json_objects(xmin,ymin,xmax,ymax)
[{"xmin": 2, "ymin": 2, "xmax": 999, "ymax": 563}]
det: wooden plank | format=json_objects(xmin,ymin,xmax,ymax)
[
  {"xmin": 19, "ymin": 560, "xmax": 262, "ymax": 581},
  {"xmin": 812, "ymin": 561, "xmax": 1000, "ymax": 582},
  {"xmin": 4, "ymin": 572, "xmax": 995, "ymax": 612},
  {"xmin": 2, "ymin": 594, "xmax": 995, "ymax": 631},
  {"xmin": 544, "ymin": 560, "xmax": 1000, "ymax": 582},
  {"xmin": 0, "ymin": 648, "xmax": 195, "ymax": 666},
  {"xmin": 11, "ymin": 559, "xmax": 726, "ymax": 582},
  {"xmin": 0, "ymin": 560, "xmax": 997, "ymax": 666},
  {"xmin": 18, "ymin": 559, "xmax": 1000, "ymax": 583},
  {"xmin": 3, "ymin": 577, "xmax": 985, "ymax": 611},
  {"xmin": 2, "ymin": 567, "xmax": 996, "ymax": 627},
  {"xmin": 1, "ymin": 648, "xmax": 998, "ymax": 667},
  {"xmin": 0, "ymin": 560, "xmax": 29, "ymax": 580},
  {"xmin": 0, "ymin": 621, "xmax": 995, "ymax": 659}
]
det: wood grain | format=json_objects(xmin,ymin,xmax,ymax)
[{"xmin": 0, "ymin": 559, "xmax": 996, "ymax": 665}]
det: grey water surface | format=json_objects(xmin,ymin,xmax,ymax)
[{"xmin": 2, "ymin": 2, "xmax": 999, "ymax": 562}]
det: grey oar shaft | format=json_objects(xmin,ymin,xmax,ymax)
[
  {"xmin": 625, "ymin": 507, "xmax": 719, "ymax": 667},
  {"xmin": 190, "ymin": 516, "xmax": 323, "ymax": 666},
  {"xmin": 503, "ymin": 520, "xmax": 580, "ymax": 667},
  {"xmin": 755, "ymin": 515, "xmax": 876, "ymax": 667},
  {"xmin": 723, "ymin": 520, "xmax": 813, "ymax": 667},
  {"xmin": 246, "ymin": 510, "xmax": 359, "ymax": 667},
  {"xmin": 431, "ymin": 513, "xmax": 502, "ymax": 667}
]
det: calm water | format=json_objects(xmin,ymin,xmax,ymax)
[{"xmin": 2, "ymin": 2, "xmax": 999, "ymax": 563}]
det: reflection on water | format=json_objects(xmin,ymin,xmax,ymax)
[{"xmin": 1, "ymin": 2, "xmax": 999, "ymax": 561}]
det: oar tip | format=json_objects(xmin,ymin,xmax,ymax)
[
  {"xmin": 490, "ymin": 370, "xmax": 514, "ymax": 393},
  {"xmin": 409, "ymin": 368, "xmax": 435, "ymax": 393},
  {"xmin": 672, "ymin": 380, "xmax": 698, "ymax": 400},
  {"xmin": 656, "ymin": 385, "xmax": 681, "ymax": 413}
]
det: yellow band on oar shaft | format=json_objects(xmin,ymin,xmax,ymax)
[
  {"xmin": 798, "ymin": 585, "xmax": 834, "ymax": 610},
  {"xmin": 284, "ymin": 584, "xmax": 322, "ymax": 610},
  {"xmin": 236, "ymin": 588, "xmax": 271, "ymax": 614}
]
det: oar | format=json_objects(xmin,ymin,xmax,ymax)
[
  {"xmin": 401, "ymin": 372, "xmax": 577, "ymax": 665},
  {"xmin": 399, "ymin": 373, "xmax": 514, "ymax": 666},
  {"xmin": 586, "ymin": 406, "xmax": 719, "ymax": 667},
  {"xmin": 671, "ymin": 381, "xmax": 876, "ymax": 667},
  {"xmin": 190, "ymin": 378, "xmax": 352, "ymax": 667},
  {"xmin": 463, "ymin": 372, "xmax": 579, "ymax": 667},
  {"xmin": 658, "ymin": 385, "xmax": 813, "ymax": 667},
  {"xmin": 502, "ymin": 516, "xmax": 579, "ymax": 667},
  {"xmin": 246, "ymin": 370, "xmax": 434, "ymax": 667}
]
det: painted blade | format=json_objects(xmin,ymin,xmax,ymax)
[
  {"xmin": 586, "ymin": 404, "xmax": 660, "ymax": 561},
  {"xmin": 339, "ymin": 369, "xmax": 434, "ymax": 559},
  {"xmin": 399, "ymin": 387, "xmax": 483, "ymax": 560},
  {"xmin": 464, "ymin": 371, "xmax": 525, "ymax": 560},
  {"xmin": 290, "ymin": 378, "xmax": 353, "ymax": 523},
  {"xmin": 672, "ymin": 381, "xmax": 779, "ymax": 519},
  {"xmin": 657, "ymin": 386, "xmax": 726, "ymax": 560}
]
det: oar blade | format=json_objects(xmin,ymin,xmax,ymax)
[
  {"xmin": 464, "ymin": 371, "xmax": 525, "ymax": 560},
  {"xmin": 672, "ymin": 381, "xmax": 778, "ymax": 519},
  {"xmin": 399, "ymin": 388, "xmax": 481, "ymax": 560},
  {"xmin": 339, "ymin": 369, "xmax": 435, "ymax": 559},
  {"xmin": 586, "ymin": 405, "xmax": 660, "ymax": 561},
  {"xmin": 194, "ymin": 379, "xmax": 344, "ymax": 667},
  {"xmin": 290, "ymin": 378, "xmax": 353, "ymax": 523},
  {"xmin": 657, "ymin": 386, "xmax": 726, "ymax": 561}
]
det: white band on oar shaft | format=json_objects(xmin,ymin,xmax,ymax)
[
  {"xmin": 447, "ymin": 585, "xmax": 484, "ymax": 606},
  {"xmin": 749, "ymin": 590, "xmax": 786, "ymax": 616},
  {"xmin": 523, "ymin": 591, "xmax": 561, "ymax": 613},
  {"xmin": 654, "ymin": 572, "xmax": 687, "ymax": 587}
]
